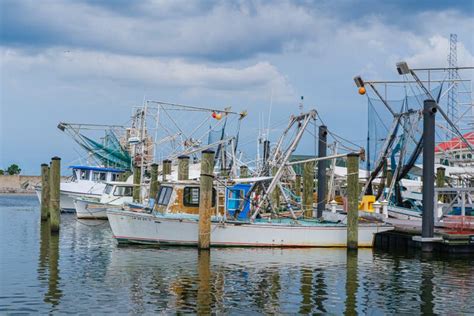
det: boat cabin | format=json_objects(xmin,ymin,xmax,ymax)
[
  {"xmin": 70, "ymin": 165, "xmax": 125, "ymax": 183},
  {"xmin": 100, "ymin": 182, "xmax": 135, "ymax": 204},
  {"xmin": 154, "ymin": 181, "xmax": 220, "ymax": 215}
]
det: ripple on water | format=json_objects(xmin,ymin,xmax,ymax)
[{"xmin": 0, "ymin": 195, "xmax": 473, "ymax": 314}]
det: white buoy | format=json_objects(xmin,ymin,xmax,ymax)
[
  {"xmin": 330, "ymin": 200, "xmax": 338, "ymax": 214},
  {"xmin": 381, "ymin": 199, "xmax": 389, "ymax": 219},
  {"xmin": 373, "ymin": 200, "xmax": 382, "ymax": 215}
]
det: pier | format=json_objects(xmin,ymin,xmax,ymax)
[{"xmin": 375, "ymin": 218, "xmax": 474, "ymax": 253}]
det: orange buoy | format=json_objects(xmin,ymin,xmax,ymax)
[
  {"xmin": 215, "ymin": 113, "xmax": 222, "ymax": 120},
  {"xmin": 358, "ymin": 87, "xmax": 366, "ymax": 95}
]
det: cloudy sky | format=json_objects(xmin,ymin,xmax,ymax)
[{"xmin": 1, "ymin": 0, "xmax": 473, "ymax": 174}]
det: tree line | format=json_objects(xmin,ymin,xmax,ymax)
[{"xmin": 0, "ymin": 164, "xmax": 21, "ymax": 175}]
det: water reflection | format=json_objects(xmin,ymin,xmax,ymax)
[
  {"xmin": 344, "ymin": 250, "xmax": 358, "ymax": 315},
  {"xmin": 420, "ymin": 256, "xmax": 434, "ymax": 315},
  {"xmin": 38, "ymin": 220, "xmax": 62, "ymax": 308},
  {"xmin": 299, "ymin": 267, "xmax": 312, "ymax": 314},
  {"xmin": 197, "ymin": 250, "xmax": 211, "ymax": 314},
  {"xmin": 2, "ymin": 196, "xmax": 474, "ymax": 314}
]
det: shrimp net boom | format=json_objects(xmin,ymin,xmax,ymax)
[{"xmin": 365, "ymin": 86, "xmax": 442, "ymax": 203}]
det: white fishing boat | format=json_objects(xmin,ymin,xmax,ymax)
[
  {"xmin": 35, "ymin": 165, "xmax": 126, "ymax": 212},
  {"xmin": 74, "ymin": 181, "xmax": 134, "ymax": 219},
  {"xmin": 107, "ymin": 211, "xmax": 392, "ymax": 247},
  {"xmin": 107, "ymin": 181, "xmax": 393, "ymax": 247}
]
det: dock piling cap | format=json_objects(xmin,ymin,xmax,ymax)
[
  {"xmin": 202, "ymin": 149, "xmax": 215, "ymax": 154},
  {"xmin": 52, "ymin": 156, "xmax": 61, "ymax": 160}
]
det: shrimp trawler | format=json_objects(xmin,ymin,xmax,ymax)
[
  {"xmin": 107, "ymin": 110, "xmax": 393, "ymax": 247},
  {"xmin": 35, "ymin": 165, "xmax": 126, "ymax": 212},
  {"xmin": 74, "ymin": 181, "xmax": 136, "ymax": 219}
]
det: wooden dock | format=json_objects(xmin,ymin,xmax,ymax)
[{"xmin": 375, "ymin": 218, "xmax": 474, "ymax": 253}]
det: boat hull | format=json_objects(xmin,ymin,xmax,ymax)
[
  {"xmin": 35, "ymin": 187, "xmax": 100, "ymax": 213},
  {"xmin": 107, "ymin": 210, "xmax": 393, "ymax": 248},
  {"xmin": 74, "ymin": 199, "xmax": 109, "ymax": 219}
]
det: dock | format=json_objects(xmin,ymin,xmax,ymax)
[{"xmin": 375, "ymin": 218, "xmax": 474, "ymax": 253}]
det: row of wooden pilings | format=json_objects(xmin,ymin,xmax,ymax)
[{"xmin": 40, "ymin": 157, "xmax": 61, "ymax": 232}]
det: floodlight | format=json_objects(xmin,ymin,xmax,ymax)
[
  {"xmin": 396, "ymin": 61, "xmax": 410, "ymax": 75},
  {"xmin": 353, "ymin": 76, "xmax": 364, "ymax": 88}
]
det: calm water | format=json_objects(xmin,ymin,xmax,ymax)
[{"xmin": 0, "ymin": 195, "xmax": 473, "ymax": 314}]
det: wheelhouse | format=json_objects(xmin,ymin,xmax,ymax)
[
  {"xmin": 70, "ymin": 166, "xmax": 125, "ymax": 183},
  {"xmin": 154, "ymin": 182, "xmax": 217, "ymax": 215}
]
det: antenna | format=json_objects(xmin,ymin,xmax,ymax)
[{"xmin": 447, "ymin": 33, "xmax": 459, "ymax": 139}]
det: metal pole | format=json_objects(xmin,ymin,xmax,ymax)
[
  {"xmin": 317, "ymin": 125, "xmax": 328, "ymax": 218},
  {"xmin": 422, "ymin": 100, "xmax": 436, "ymax": 239}
]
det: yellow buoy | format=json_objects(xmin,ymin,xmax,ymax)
[{"xmin": 358, "ymin": 87, "xmax": 366, "ymax": 95}]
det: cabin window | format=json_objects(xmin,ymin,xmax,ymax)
[
  {"xmin": 104, "ymin": 184, "xmax": 114, "ymax": 195},
  {"xmin": 114, "ymin": 186, "xmax": 133, "ymax": 197},
  {"xmin": 157, "ymin": 186, "xmax": 173, "ymax": 206},
  {"xmin": 111, "ymin": 173, "xmax": 120, "ymax": 181},
  {"xmin": 468, "ymin": 154, "xmax": 472, "ymax": 159},
  {"xmin": 80, "ymin": 170, "xmax": 91, "ymax": 180},
  {"xmin": 92, "ymin": 171, "xmax": 107, "ymax": 181},
  {"xmin": 183, "ymin": 187, "xmax": 216, "ymax": 207}
]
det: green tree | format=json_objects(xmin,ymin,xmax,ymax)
[
  {"xmin": 6, "ymin": 164, "xmax": 21, "ymax": 175},
  {"xmin": 0, "ymin": 169, "xmax": 4, "ymax": 175}
]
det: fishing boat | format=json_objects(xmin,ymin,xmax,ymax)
[
  {"xmin": 107, "ymin": 181, "xmax": 392, "ymax": 247},
  {"xmin": 35, "ymin": 165, "xmax": 125, "ymax": 212},
  {"xmin": 74, "ymin": 181, "xmax": 135, "ymax": 219}
]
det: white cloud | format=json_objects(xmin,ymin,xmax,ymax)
[{"xmin": 0, "ymin": 47, "xmax": 295, "ymax": 101}]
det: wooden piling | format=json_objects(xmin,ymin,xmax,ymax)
[
  {"xmin": 49, "ymin": 157, "xmax": 61, "ymax": 232},
  {"xmin": 198, "ymin": 150, "xmax": 215, "ymax": 250},
  {"xmin": 40, "ymin": 163, "xmax": 50, "ymax": 221},
  {"xmin": 386, "ymin": 167, "xmax": 393, "ymax": 188},
  {"xmin": 133, "ymin": 165, "xmax": 141, "ymax": 202},
  {"xmin": 346, "ymin": 153, "xmax": 359, "ymax": 249},
  {"xmin": 240, "ymin": 165, "xmax": 249, "ymax": 178},
  {"xmin": 302, "ymin": 161, "xmax": 315, "ymax": 218},
  {"xmin": 149, "ymin": 163, "xmax": 159, "ymax": 200},
  {"xmin": 436, "ymin": 167, "xmax": 445, "ymax": 202},
  {"xmin": 295, "ymin": 174, "xmax": 302, "ymax": 197},
  {"xmin": 162, "ymin": 159, "xmax": 172, "ymax": 181},
  {"xmin": 271, "ymin": 167, "xmax": 280, "ymax": 210},
  {"xmin": 178, "ymin": 155, "xmax": 189, "ymax": 180}
]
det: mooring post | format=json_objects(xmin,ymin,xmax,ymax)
[
  {"xmin": 271, "ymin": 167, "xmax": 280, "ymax": 210},
  {"xmin": 347, "ymin": 153, "xmax": 359, "ymax": 249},
  {"xmin": 133, "ymin": 165, "xmax": 141, "ymax": 203},
  {"xmin": 162, "ymin": 159, "xmax": 172, "ymax": 181},
  {"xmin": 149, "ymin": 163, "xmax": 159, "ymax": 200},
  {"xmin": 436, "ymin": 166, "xmax": 445, "ymax": 203},
  {"xmin": 49, "ymin": 157, "xmax": 61, "ymax": 232},
  {"xmin": 422, "ymin": 100, "xmax": 436, "ymax": 243},
  {"xmin": 386, "ymin": 167, "xmax": 393, "ymax": 189},
  {"xmin": 303, "ymin": 161, "xmax": 315, "ymax": 218},
  {"xmin": 295, "ymin": 174, "xmax": 302, "ymax": 197},
  {"xmin": 40, "ymin": 163, "xmax": 50, "ymax": 221},
  {"xmin": 317, "ymin": 125, "xmax": 328, "ymax": 218},
  {"xmin": 198, "ymin": 150, "xmax": 215, "ymax": 250},
  {"xmin": 240, "ymin": 165, "xmax": 249, "ymax": 178},
  {"xmin": 178, "ymin": 155, "xmax": 190, "ymax": 180}
]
